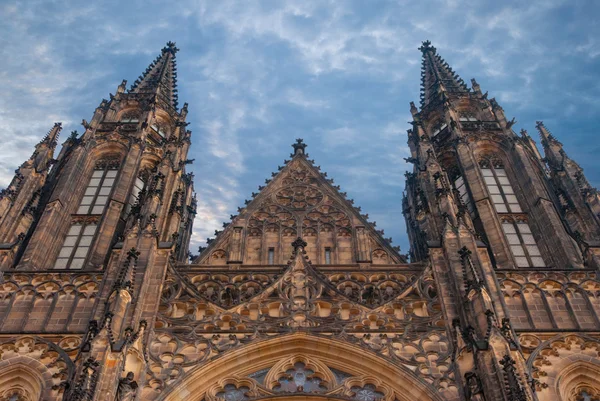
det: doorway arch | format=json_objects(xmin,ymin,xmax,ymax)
[{"xmin": 154, "ymin": 332, "xmax": 451, "ymax": 401}]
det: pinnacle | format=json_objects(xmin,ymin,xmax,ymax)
[
  {"xmin": 39, "ymin": 122, "xmax": 62, "ymax": 147},
  {"xmin": 536, "ymin": 121, "xmax": 559, "ymax": 144}
]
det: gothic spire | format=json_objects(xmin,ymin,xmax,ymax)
[
  {"xmin": 128, "ymin": 41, "xmax": 180, "ymax": 111},
  {"xmin": 536, "ymin": 120, "xmax": 560, "ymax": 147},
  {"xmin": 418, "ymin": 40, "xmax": 468, "ymax": 108},
  {"xmin": 38, "ymin": 122, "xmax": 62, "ymax": 148}
]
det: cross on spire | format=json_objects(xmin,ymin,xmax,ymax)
[{"xmin": 128, "ymin": 41, "xmax": 180, "ymax": 110}]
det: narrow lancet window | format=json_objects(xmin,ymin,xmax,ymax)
[
  {"xmin": 453, "ymin": 175, "xmax": 475, "ymax": 217},
  {"xmin": 268, "ymin": 247, "xmax": 275, "ymax": 265},
  {"xmin": 325, "ymin": 247, "xmax": 332, "ymax": 264}
]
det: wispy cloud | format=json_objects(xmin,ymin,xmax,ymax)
[{"xmin": 1, "ymin": 0, "xmax": 599, "ymax": 254}]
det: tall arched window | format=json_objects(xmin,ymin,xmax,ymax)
[
  {"xmin": 479, "ymin": 157, "xmax": 546, "ymax": 268},
  {"xmin": 500, "ymin": 217, "xmax": 544, "ymax": 268},
  {"xmin": 480, "ymin": 159, "xmax": 521, "ymax": 213},
  {"xmin": 76, "ymin": 160, "xmax": 119, "ymax": 215},
  {"xmin": 124, "ymin": 171, "xmax": 147, "ymax": 216},
  {"xmin": 54, "ymin": 157, "xmax": 121, "ymax": 269}
]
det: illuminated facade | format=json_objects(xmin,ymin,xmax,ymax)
[{"xmin": 0, "ymin": 40, "xmax": 598, "ymax": 401}]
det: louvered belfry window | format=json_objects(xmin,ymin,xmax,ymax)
[
  {"xmin": 54, "ymin": 158, "xmax": 120, "ymax": 269},
  {"xmin": 479, "ymin": 158, "xmax": 545, "ymax": 268}
]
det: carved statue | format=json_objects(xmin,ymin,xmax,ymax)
[
  {"xmin": 116, "ymin": 372, "xmax": 138, "ymax": 401},
  {"xmin": 464, "ymin": 372, "xmax": 485, "ymax": 401}
]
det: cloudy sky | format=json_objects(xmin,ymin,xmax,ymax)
[{"xmin": 0, "ymin": 0, "xmax": 599, "ymax": 255}]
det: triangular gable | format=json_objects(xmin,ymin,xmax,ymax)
[{"xmin": 194, "ymin": 140, "xmax": 405, "ymax": 265}]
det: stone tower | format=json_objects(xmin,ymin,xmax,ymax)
[
  {"xmin": 403, "ymin": 40, "xmax": 600, "ymax": 401},
  {"xmin": 0, "ymin": 42, "xmax": 196, "ymax": 400},
  {"xmin": 0, "ymin": 40, "xmax": 598, "ymax": 401}
]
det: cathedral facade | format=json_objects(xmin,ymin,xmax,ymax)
[{"xmin": 0, "ymin": 40, "xmax": 598, "ymax": 401}]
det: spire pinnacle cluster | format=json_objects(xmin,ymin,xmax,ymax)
[
  {"xmin": 418, "ymin": 40, "xmax": 468, "ymax": 108},
  {"xmin": 128, "ymin": 41, "xmax": 180, "ymax": 110}
]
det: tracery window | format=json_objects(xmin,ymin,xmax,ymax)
[
  {"xmin": 459, "ymin": 112, "xmax": 478, "ymax": 122},
  {"xmin": 120, "ymin": 111, "xmax": 140, "ymax": 123},
  {"xmin": 54, "ymin": 221, "xmax": 97, "ymax": 269},
  {"xmin": 479, "ymin": 157, "xmax": 546, "ymax": 267},
  {"xmin": 150, "ymin": 122, "xmax": 168, "ymax": 138},
  {"xmin": 453, "ymin": 175, "xmax": 475, "ymax": 216},
  {"xmin": 77, "ymin": 161, "xmax": 119, "ymax": 215},
  {"xmin": 55, "ymin": 158, "xmax": 120, "ymax": 269},
  {"xmin": 431, "ymin": 121, "xmax": 448, "ymax": 138},
  {"xmin": 350, "ymin": 384, "xmax": 384, "ymax": 401},
  {"xmin": 501, "ymin": 218, "xmax": 544, "ymax": 267},
  {"xmin": 272, "ymin": 362, "xmax": 327, "ymax": 393},
  {"xmin": 125, "ymin": 173, "xmax": 146, "ymax": 216},
  {"xmin": 480, "ymin": 160, "xmax": 521, "ymax": 213},
  {"xmin": 577, "ymin": 389, "xmax": 600, "ymax": 401}
]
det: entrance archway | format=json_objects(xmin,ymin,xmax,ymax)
[{"xmin": 155, "ymin": 332, "xmax": 450, "ymax": 401}]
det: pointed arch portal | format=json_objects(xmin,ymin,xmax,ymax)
[{"xmin": 157, "ymin": 332, "xmax": 444, "ymax": 401}]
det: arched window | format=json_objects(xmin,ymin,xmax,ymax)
[
  {"xmin": 501, "ymin": 217, "xmax": 544, "ymax": 268},
  {"xmin": 452, "ymin": 174, "xmax": 475, "ymax": 217},
  {"xmin": 0, "ymin": 364, "xmax": 43, "ymax": 401},
  {"xmin": 479, "ymin": 159, "xmax": 521, "ymax": 214},
  {"xmin": 120, "ymin": 111, "xmax": 140, "ymax": 123},
  {"xmin": 54, "ymin": 220, "xmax": 97, "ymax": 269},
  {"xmin": 77, "ymin": 158, "xmax": 120, "ymax": 215},
  {"xmin": 54, "ymin": 156, "xmax": 121, "ymax": 269},
  {"xmin": 150, "ymin": 121, "xmax": 168, "ymax": 138},
  {"xmin": 459, "ymin": 112, "xmax": 478, "ymax": 122},
  {"xmin": 430, "ymin": 120, "xmax": 448, "ymax": 138},
  {"xmin": 479, "ymin": 157, "xmax": 546, "ymax": 268},
  {"xmin": 124, "ymin": 171, "xmax": 148, "ymax": 216}
]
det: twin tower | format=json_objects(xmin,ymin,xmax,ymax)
[{"xmin": 0, "ymin": 40, "xmax": 598, "ymax": 401}]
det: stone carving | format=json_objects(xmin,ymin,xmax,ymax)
[
  {"xmin": 147, "ymin": 254, "xmax": 453, "ymax": 398},
  {"xmin": 464, "ymin": 372, "xmax": 485, "ymax": 401},
  {"xmin": 275, "ymin": 185, "xmax": 323, "ymax": 209},
  {"xmin": 203, "ymin": 355, "xmax": 394, "ymax": 401},
  {"xmin": 116, "ymin": 372, "xmax": 138, "ymax": 401}
]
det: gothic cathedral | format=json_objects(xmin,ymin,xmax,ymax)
[{"xmin": 0, "ymin": 40, "xmax": 598, "ymax": 401}]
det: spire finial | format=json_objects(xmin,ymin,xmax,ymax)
[
  {"xmin": 292, "ymin": 237, "xmax": 307, "ymax": 253},
  {"xmin": 418, "ymin": 40, "xmax": 435, "ymax": 54},
  {"xmin": 292, "ymin": 138, "xmax": 307, "ymax": 156},
  {"xmin": 163, "ymin": 41, "xmax": 179, "ymax": 54}
]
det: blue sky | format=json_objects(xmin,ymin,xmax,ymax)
[{"xmin": 0, "ymin": 0, "xmax": 599, "ymax": 255}]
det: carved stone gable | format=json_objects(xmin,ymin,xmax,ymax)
[{"xmin": 194, "ymin": 153, "xmax": 405, "ymax": 266}]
